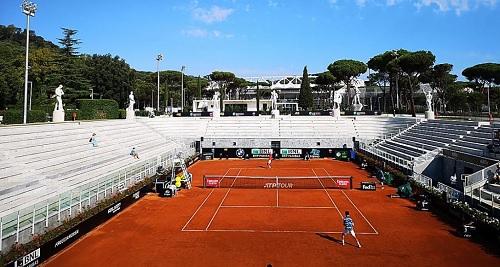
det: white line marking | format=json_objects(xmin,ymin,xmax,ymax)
[
  {"xmin": 218, "ymin": 167, "xmax": 235, "ymax": 184},
  {"xmin": 323, "ymin": 168, "xmax": 379, "ymax": 235},
  {"xmin": 312, "ymin": 168, "xmax": 343, "ymax": 219},
  {"xmin": 223, "ymin": 206, "xmax": 337, "ymax": 209},
  {"xmin": 181, "ymin": 189, "xmax": 215, "ymax": 231},
  {"xmin": 205, "ymin": 168, "xmax": 242, "ymax": 230},
  {"xmin": 181, "ymin": 168, "xmax": 231, "ymax": 231},
  {"xmin": 240, "ymin": 168, "xmax": 313, "ymax": 170},
  {"xmin": 341, "ymin": 190, "xmax": 379, "ymax": 235},
  {"xmin": 276, "ymin": 176, "xmax": 279, "ymax": 207},
  {"xmin": 181, "ymin": 229, "xmax": 378, "ymax": 235}
]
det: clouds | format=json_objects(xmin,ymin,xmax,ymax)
[
  {"xmin": 415, "ymin": 0, "xmax": 496, "ymax": 15},
  {"xmin": 192, "ymin": 5, "xmax": 234, "ymax": 23},
  {"xmin": 181, "ymin": 3, "xmax": 235, "ymax": 39},
  {"xmin": 327, "ymin": 0, "xmax": 497, "ymax": 14},
  {"xmin": 182, "ymin": 28, "xmax": 234, "ymax": 38}
]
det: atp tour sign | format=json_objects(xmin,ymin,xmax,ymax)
[
  {"xmin": 280, "ymin": 148, "xmax": 302, "ymax": 158},
  {"xmin": 251, "ymin": 148, "xmax": 273, "ymax": 158}
]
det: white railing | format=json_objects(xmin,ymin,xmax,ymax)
[
  {"xmin": 437, "ymin": 182, "xmax": 464, "ymax": 202},
  {"xmin": 359, "ymin": 142, "xmax": 413, "ymax": 170},
  {"xmin": 412, "ymin": 173, "xmax": 433, "ymax": 188},
  {"xmin": 0, "ymin": 143, "xmax": 196, "ymax": 252},
  {"xmin": 464, "ymin": 162, "xmax": 498, "ymax": 186}
]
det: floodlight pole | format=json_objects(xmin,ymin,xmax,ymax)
[
  {"xmin": 156, "ymin": 54, "xmax": 163, "ymax": 111},
  {"xmin": 22, "ymin": 1, "xmax": 37, "ymax": 124},
  {"xmin": 181, "ymin": 66, "xmax": 185, "ymax": 112}
]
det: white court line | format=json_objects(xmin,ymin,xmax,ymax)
[
  {"xmin": 323, "ymin": 168, "xmax": 379, "ymax": 235},
  {"xmin": 205, "ymin": 168, "xmax": 242, "ymax": 230},
  {"xmin": 182, "ymin": 229, "xmax": 379, "ymax": 235},
  {"xmin": 241, "ymin": 168, "xmax": 314, "ymax": 170},
  {"xmin": 220, "ymin": 205, "xmax": 337, "ymax": 209},
  {"xmin": 340, "ymin": 190, "xmax": 379, "ymax": 235},
  {"xmin": 276, "ymin": 176, "xmax": 279, "ymax": 207},
  {"xmin": 181, "ymin": 168, "xmax": 233, "ymax": 231},
  {"xmin": 311, "ymin": 168, "xmax": 343, "ymax": 219}
]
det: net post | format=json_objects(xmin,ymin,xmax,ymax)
[
  {"xmin": 203, "ymin": 175, "xmax": 206, "ymax": 188},
  {"xmin": 350, "ymin": 176, "xmax": 353, "ymax": 189}
]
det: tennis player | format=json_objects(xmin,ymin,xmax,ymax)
[
  {"xmin": 267, "ymin": 153, "xmax": 273, "ymax": 169},
  {"xmin": 342, "ymin": 211, "xmax": 361, "ymax": 248}
]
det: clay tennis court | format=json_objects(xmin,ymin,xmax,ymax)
[{"xmin": 44, "ymin": 159, "xmax": 500, "ymax": 267}]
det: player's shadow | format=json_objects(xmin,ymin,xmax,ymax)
[{"xmin": 316, "ymin": 233, "xmax": 342, "ymax": 245}]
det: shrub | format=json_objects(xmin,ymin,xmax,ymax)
[
  {"xmin": 135, "ymin": 110, "xmax": 149, "ymax": 117},
  {"xmin": 77, "ymin": 99, "xmax": 119, "ymax": 120},
  {"xmin": 2, "ymin": 109, "xmax": 47, "ymax": 124},
  {"xmin": 118, "ymin": 109, "xmax": 127, "ymax": 119}
]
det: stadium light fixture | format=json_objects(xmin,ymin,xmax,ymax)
[
  {"xmin": 21, "ymin": 0, "xmax": 37, "ymax": 124},
  {"xmin": 181, "ymin": 66, "xmax": 186, "ymax": 112},
  {"xmin": 156, "ymin": 54, "xmax": 163, "ymax": 111}
]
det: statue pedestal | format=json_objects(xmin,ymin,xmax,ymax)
[
  {"xmin": 352, "ymin": 104, "xmax": 363, "ymax": 111},
  {"xmin": 212, "ymin": 110, "xmax": 220, "ymax": 118},
  {"xmin": 425, "ymin": 111, "xmax": 435, "ymax": 119},
  {"xmin": 52, "ymin": 110, "xmax": 64, "ymax": 123},
  {"xmin": 126, "ymin": 109, "xmax": 135, "ymax": 120},
  {"xmin": 271, "ymin": 109, "xmax": 280, "ymax": 119},
  {"xmin": 332, "ymin": 108, "xmax": 341, "ymax": 119}
]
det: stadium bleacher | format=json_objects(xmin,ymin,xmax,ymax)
[{"xmin": 0, "ymin": 120, "xmax": 182, "ymax": 219}]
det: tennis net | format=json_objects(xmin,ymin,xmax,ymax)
[{"xmin": 203, "ymin": 175, "xmax": 353, "ymax": 189}]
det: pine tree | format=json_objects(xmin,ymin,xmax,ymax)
[
  {"xmin": 52, "ymin": 28, "xmax": 90, "ymax": 106},
  {"xmin": 298, "ymin": 66, "xmax": 313, "ymax": 110}
]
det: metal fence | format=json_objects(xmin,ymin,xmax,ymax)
[
  {"xmin": 464, "ymin": 163, "xmax": 498, "ymax": 186},
  {"xmin": 412, "ymin": 173, "xmax": 433, "ymax": 188},
  {"xmin": 359, "ymin": 142, "xmax": 413, "ymax": 170},
  {"xmin": 0, "ymin": 143, "xmax": 195, "ymax": 252},
  {"xmin": 437, "ymin": 182, "xmax": 464, "ymax": 202}
]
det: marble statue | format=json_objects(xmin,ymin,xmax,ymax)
[
  {"xmin": 52, "ymin": 84, "xmax": 65, "ymax": 122},
  {"xmin": 128, "ymin": 91, "xmax": 135, "ymax": 111},
  {"xmin": 423, "ymin": 87, "xmax": 435, "ymax": 119},
  {"xmin": 333, "ymin": 89, "xmax": 344, "ymax": 110},
  {"xmin": 425, "ymin": 89, "xmax": 433, "ymax": 111},
  {"xmin": 352, "ymin": 87, "xmax": 361, "ymax": 106},
  {"xmin": 212, "ymin": 91, "xmax": 220, "ymax": 111},
  {"xmin": 126, "ymin": 91, "xmax": 136, "ymax": 120},
  {"xmin": 53, "ymin": 85, "xmax": 64, "ymax": 111},
  {"xmin": 271, "ymin": 90, "xmax": 278, "ymax": 110}
]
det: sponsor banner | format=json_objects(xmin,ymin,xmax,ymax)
[
  {"xmin": 236, "ymin": 148, "xmax": 245, "ymax": 158},
  {"xmin": 334, "ymin": 149, "xmax": 349, "ymax": 161},
  {"xmin": 14, "ymin": 248, "xmax": 40, "ymax": 267},
  {"xmin": 54, "ymin": 229, "xmax": 79, "ymax": 248},
  {"xmin": 263, "ymin": 182, "xmax": 293, "ymax": 189},
  {"xmin": 310, "ymin": 149, "xmax": 321, "ymax": 158},
  {"xmin": 6, "ymin": 184, "xmax": 150, "ymax": 267},
  {"xmin": 251, "ymin": 148, "xmax": 273, "ymax": 157},
  {"xmin": 205, "ymin": 178, "xmax": 220, "ymax": 188},
  {"xmin": 360, "ymin": 182, "xmax": 376, "ymax": 191},
  {"xmin": 336, "ymin": 178, "xmax": 351, "ymax": 189},
  {"xmin": 280, "ymin": 149, "xmax": 302, "ymax": 158}
]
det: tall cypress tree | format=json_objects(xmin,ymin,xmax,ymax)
[{"xmin": 298, "ymin": 66, "xmax": 313, "ymax": 110}]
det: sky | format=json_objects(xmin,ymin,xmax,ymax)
[{"xmin": 1, "ymin": 0, "xmax": 499, "ymax": 80}]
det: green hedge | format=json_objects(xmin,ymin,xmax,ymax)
[
  {"xmin": 77, "ymin": 99, "xmax": 119, "ymax": 120},
  {"xmin": 118, "ymin": 109, "xmax": 127, "ymax": 119},
  {"xmin": 2, "ymin": 109, "xmax": 47, "ymax": 124}
]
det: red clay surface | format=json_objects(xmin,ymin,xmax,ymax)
[{"xmin": 44, "ymin": 159, "xmax": 500, "ymax": 267}]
